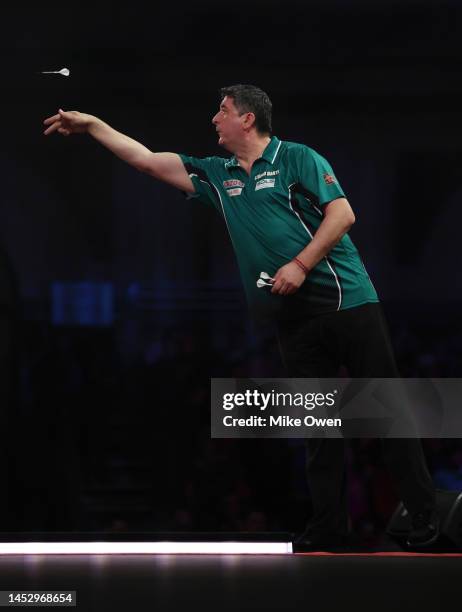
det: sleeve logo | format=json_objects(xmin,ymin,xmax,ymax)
[{"xmin": 323, "ymin": 173, "xmax": 337, "ymax": 185}]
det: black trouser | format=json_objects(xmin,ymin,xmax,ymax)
[{"xmin": 276, "ymin": 302, "xmax": 435, "ymax": 536}]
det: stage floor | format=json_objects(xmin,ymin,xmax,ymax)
[{"xmin": 0, "ymin": 552, "xmax": 460, "ymax": 611}]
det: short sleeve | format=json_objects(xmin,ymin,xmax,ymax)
[
  {"xmin": 178, "ymin": 154, "xmax": 221, "ymax": 212},
  {"xmin": 295, "ymin": 146, "xmax": 346, "ymax": 206}
]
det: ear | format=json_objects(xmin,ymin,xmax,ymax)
[{"xmin": 242, "ymin": 112, "xmax": 256, "ymax": 131}]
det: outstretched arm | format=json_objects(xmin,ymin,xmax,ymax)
[{"xmin": 43, "ymin": 110, "xmax": 194, "ymax": 193}]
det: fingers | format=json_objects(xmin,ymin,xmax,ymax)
[
  {"xmin": 271, "ymin": 269, "xmax": 281, "ymax": 294},
  {"xmin": 43, "ymin": 110, "xmax": 69, "ymax": 136},
  {"xmin": 43, "ymin": 114, "xmax": 60, "ymax": 125},
  {"xmin": 271, "ymin": 278, "xmax": 297, "ymax": 295},
  {"xmin": 270, "ymin": 262, "xmax": 305, "ymax": 295},
  {"xmin": 271, "ymin": 279, "xmax": 282, "ymax": 294},
  {"xmin": 43, "ymin": 121, "xmax": 61, "ymax": 136},
  {"xmin": 43, "ymin": 112, "xmax": 62, "ymax": 136},
  {"xmin": 271, "ymin": 279, "xmax": 287, "ymax": 295},
  {"xmin": 44, "ymin": 121, "xmax": 71, "ymax": 137}
]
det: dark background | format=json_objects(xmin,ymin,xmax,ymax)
[{"xmin": 0, "ymin": 0, "xmax": 461, "ymax": 542}]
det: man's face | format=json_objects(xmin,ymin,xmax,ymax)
[{"xmin": 212, "ymin": 96, "xmax": 250, "ymax": 151}]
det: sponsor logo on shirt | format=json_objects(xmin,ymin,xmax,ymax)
[
  {"xmin": 254, "ymin": 170, "xmax": 278, "ymax": 191},
  {"xmin": 223, "ymin": 179, "xmax": 244, "ymax": 197},
  {"xmin": 323, "ymin": 173, "xmax": 337, "ymax": 185},
  {"xmin": 255, "ymin": 170, "xmax": 280, "ymax": 180},
  {"xmin": 223, "ymin": 179, "xmax": 244, "ymax": 188},
  {"xmin": 227, "ymin": 187, "xmax": 243, "ymax": 197},
  {"xmin": 255, "ymin": 178, "xmax": 275, "ymax": 191}
]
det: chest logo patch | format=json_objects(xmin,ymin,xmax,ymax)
[
  {"xmin": 227, "ymin": 187, "xmax": 243, "ymax": 197},
  {"xmin": 223, "ymin": 179, "xmax": 245, "ymax": 197},
  {"xmin": 255, "ymin": 178, "xmax": 275, "ymax": 191},
  {"xmin": 223, "ymin": 179, "xmax": 244, "ymax": 188}
]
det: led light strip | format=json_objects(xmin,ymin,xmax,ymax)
[{"xmin": 0, "ymin": 542, "xmax": 292, "ymax": 555}]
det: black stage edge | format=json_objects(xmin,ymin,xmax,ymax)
[
  {"xmin": 0, "ymin": 531, "xmax": 291, "ymax": 543},
  {"xmin": 0, "ymin": 551, "xmax": 460, "ymax": 612}
]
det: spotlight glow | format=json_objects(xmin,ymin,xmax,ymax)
[{"xmin": 0, "ymin": 541, "xmax": 292, "ymax": 555}]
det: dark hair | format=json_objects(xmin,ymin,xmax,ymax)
[{"xmin": 220, "ymin": 84, "xmax": 272, "ymax": 135}]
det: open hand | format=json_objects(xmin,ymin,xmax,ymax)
[{"xmin": 43, "ymin": 109, "xmax": 93, "ymax": 136}]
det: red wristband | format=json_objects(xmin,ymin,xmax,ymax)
[{"xmin": 293, "ymin": 257, "xmax": 309, "ymax": 274}]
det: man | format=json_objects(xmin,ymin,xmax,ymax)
[{"xmin": 43, "ymin": 84, "xmax": 438, "ymax": 549}]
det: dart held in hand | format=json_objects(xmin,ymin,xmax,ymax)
[{"xmin": 256, "ymin": 271, "xmax": 275, "ymax": 289}]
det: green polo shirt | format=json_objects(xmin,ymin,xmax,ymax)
[{"xmin": 179, "ymin": 137, "xmax": 378, "ymax": 319}]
